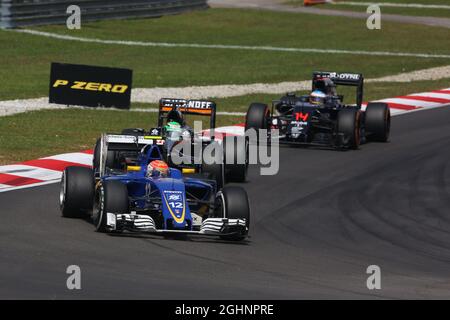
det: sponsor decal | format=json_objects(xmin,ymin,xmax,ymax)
[
  {"xmin": 49, "ymin": 62, "xmax": 132, "ymax": 109},
  {"xmin": 163, "ymin": 190, "xmax": 185, "ymax": 223},
  {"xmin": 295, "ymin": 112, "xmax": 309, "ymax": 122},
  {"xmin": 150, "ymin": 128, "xmax": 160, "ymax": 135},
  {"xmin": 187, "ymin": 100, "xmax": 213, "ymax": 109},
  {"xmin": 52, "ymin": 80, "xmax": 128, "ymax": 93},
  {"xmin": 315, "ymin": 72, "xmax": 361, "ymax": 82},
  {"xmin": 291, "ymin": 121, "xmax": 308, "ymax": 126}
]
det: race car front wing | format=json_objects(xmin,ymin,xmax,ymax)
[{"xmin": 106, "ymin": 212, "xmax": 247, "ymax": 237}]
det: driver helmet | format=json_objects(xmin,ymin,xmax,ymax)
[
  {"xmin": 147, "ymin": 160, "xmax": 169, "ymax": 178},
  {"xmin": 166, "ymin": 108, "xmax": 184, "ymax": 126},
  {"xmin": 309, "ymin": 90, "xmax": 326, "ymax": 105}
]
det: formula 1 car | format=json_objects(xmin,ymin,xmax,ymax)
[
  {"xmin": 60, "ymin": 134, "xmax": 250, "ymax": 241},
  {"xmin": 93, "ymin": 98, "xmax": 248, "ymax": 187},
  {"xmin": 245, "ymin": 71, "xmax": 390, "ymax": 149}
]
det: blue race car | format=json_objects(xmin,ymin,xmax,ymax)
[{"xmin": 59, "ymin": 134, "xmax": 250, "ymax": 241}]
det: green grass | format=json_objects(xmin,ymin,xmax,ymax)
[
  {"xmin": 286, "ymin": 0, "xmax": 450, "ymax": 18},
  {"xmin": 0, "ymin": 8, "xmax": 449, "ymax": 101}
]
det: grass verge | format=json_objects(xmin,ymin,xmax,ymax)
[{"xmin": 0, "ymin": 8, "xmax": 449, "ymax": 100}]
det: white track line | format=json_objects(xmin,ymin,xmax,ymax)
[
  {"xmin": 11, "ymin": 29, "xmax": 450, "ymax": 59},
  {"xmin": 333, "ymin": 2, "xmax": 450, "ymax": 10}
]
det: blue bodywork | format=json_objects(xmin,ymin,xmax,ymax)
[{"xmin": 101, "ymin": 145, "xmax": 215, "ymax": 231}]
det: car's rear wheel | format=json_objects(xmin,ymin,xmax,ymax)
[
  {"xmin": 93, "ymin": 180, "xmax": 129, "ymax": 232},
  {"xmin": 202, "ymin": 161, "xmax": 225, "ymax": 191},
  {"xmin": 60, "ymin": 166, "xmax": 94, "ymax": 218},
  {"xmin": 223, "ymin": 136, "xmax": 248, "ymax": 183},
  {"xmin": 245, "ymin": 103, "xmax": 270, "ymax": 144},
  {"xmin": 365, "ymin": 102, "xmax": 390, "ymax": 142},
  {"xmin": 337, "ymin": 109, "xmax": 362, "ymax": 150},
  {"xmin": 201, "ymin": 142, "xmax": 225, "ymax": 190},
  {"xmin": 217, "ymin": 186, "xmax": 250, "ymax": 241}
]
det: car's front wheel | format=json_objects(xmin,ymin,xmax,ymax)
[
  {"xmin": 216, "ymin": 186, "xmax": 250, "ymax": 241},
  {"xmin": 60, "ymin": 166, "xmax": 94, "ymax": 218},
  {"xmin": 93, "ymin": 180, "xmax": 129, "ymax": 232}
]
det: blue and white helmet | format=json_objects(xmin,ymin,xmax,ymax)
[{"xmin": 310, "ymin": 90, "xmax": 326, "ymax": 105}]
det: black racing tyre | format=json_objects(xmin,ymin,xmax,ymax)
[
  {"xmin": 218, "ymin": 186, "xmax": 250, "ymax": 241},
  {"xmin": 337, "ymin": 109, "xmax": 362, "ymax": 150},
  {"xmin": 245, "ymin": 103, "xmax": 270, "ymax": 144},
  {"xmin": 93, "ymin": 180, "xmax": 129, "ymax": 233},
  {"xmin": 365, "ymin": 102, "xmax": 390, "ymax": 142},
  {"xmin": 201, "ymin": 142, "xmax": 225, "ymax": 190},
  {"xmin": 93, "ymin": 138, "xmax": 119, "ymax": 173},
  {"xmin": 202, "ymin": 161, "xmax": 225, "ymax": 191},
  {"xmin": 60, "ymin": 166, "xmax": 94, "ymax": 218},
  {"xmin": 121, "ymin": 128, "xmax": 145, "ymax": 136},
  {"xmin": 223, "ymin": 136, "xmax": 248, "ymax": 183},
  {"xmin": 93, "ymin": 138, "xmax": 101, "ymax": 173}
]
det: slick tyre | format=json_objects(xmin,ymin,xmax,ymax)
[
  {"xmin": 245, "ymin": 103, "xmax": 270, "ymax": 144},
  {"xmin": 365, "ymin": 102, "xmax": 390, "ymax": 142},
  {"xmin": 223, "ymin": 136, "xmax": 248, "ymax": 183},
  {"xmin": 201, "ymin": 142, "xmax": 225, "ymax": 190},
  {"xmin": 218, "ymin": 186, "xmax": 250, "ymax": 241},
  {"xmin": 337, "ymin": 109, "xmax": 362, "ymax": 150},
  {"xmin": 93, "ymin": 180, "xmax": 129, "ymax": 233},
  {"xmin": 202, "ymin": 162, "xmax": 225, "ymax": 191},
  {"xmin": 60, "ymin": 166, "xmax": 94, "ymax": 218}
]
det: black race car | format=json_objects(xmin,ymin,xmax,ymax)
[
  {"xmin": 245, "ymin": 71, "xmax": 390, "ymax": 149},
  {"xmin": 93, "ymin": 98, "xmax": 249, "ymax": 188}
]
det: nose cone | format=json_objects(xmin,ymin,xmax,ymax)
[{"xmin": 157, "ymin": 180, "xmax": 192, "ymax": 230}]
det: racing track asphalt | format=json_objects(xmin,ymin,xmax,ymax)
[{"xmin": 1, "ymin": 106, "xmax": 450, "ymax": 299}]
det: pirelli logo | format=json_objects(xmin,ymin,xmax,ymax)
[
  {"xmin": 49, "ymin": 63, "xmax": 132, "ymax": 109},
  {"xmin": 52, "ymin": 80, "xmax": 129, "ymax": 93}
]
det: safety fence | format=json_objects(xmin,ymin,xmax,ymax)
[{"xmin": 0, "ymin": 0, "xmax": 208, "ymax": 28}]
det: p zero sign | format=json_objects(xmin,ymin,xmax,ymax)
[{"xmin": 49, "ymin": 63, "xmax": 132, "ymax": 109}]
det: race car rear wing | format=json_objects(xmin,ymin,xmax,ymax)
[
  {"xmin": 97, "ymin": 133, "xmax": 164, "ymax": 176},
  {"xmin": 105, "ymin": 134, "xmax": 163, "ymax": 151},
  {"xmin": 312, "ymin": 71, "xmax": 364, "ymax": 107},
  {"xmin": 157, "ymin": 98, "xmax": 217, "ymax": 129}
]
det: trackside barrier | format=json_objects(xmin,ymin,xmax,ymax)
[{"xmin": 0, "ymin": 0, "xmax": 208, "ymax": 29}]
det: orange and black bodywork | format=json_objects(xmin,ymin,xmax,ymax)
[{"xmin": 157, "ymin": 98, "xmax": 217, "ymax": 131}]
